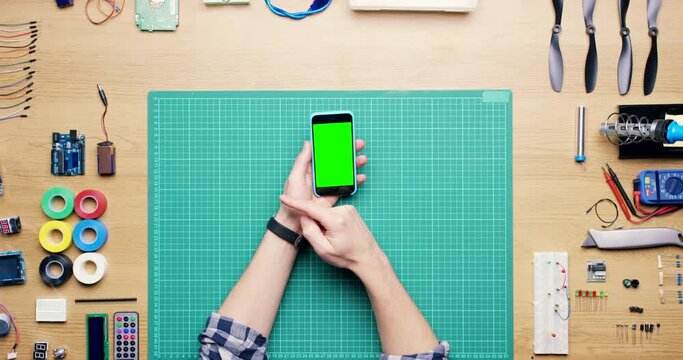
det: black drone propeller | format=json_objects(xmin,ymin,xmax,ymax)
[
  {"xmin": 583, "ymin": 0, "xmax": 598, "ymax": 93},
  {"xmin": 644, "ymin": 0, "xmax": 662, "ymax": 95},
  {"xmin": 617, "ymin": 0, "xmax": 633, "ymax": 95},
  {"xmin": 549, "ymin": 0, "xmax": 564, "ymax": 92}
]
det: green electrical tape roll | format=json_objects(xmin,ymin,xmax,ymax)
[{"xmin": 42, "ymin": 187, "xmax": 75, "ymax": 220}]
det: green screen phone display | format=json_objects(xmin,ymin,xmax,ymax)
[{"xmin": 311, "ymin": 114, "xmax": 356, "ymax": 196}]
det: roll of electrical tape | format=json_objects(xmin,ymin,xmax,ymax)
[
  {"xmin": 39, "ymin": 221, "xmax": 73, "ymax": 253},
  {"xmin": 39, "ymin": 254, "xmax": 73, "ymax": 287},
  {"xmin": 0, "ymin": 313, "xmax": 10, "ymax": 337},
  {"xmin": 73, "ymin": 220, "xmax": 108, "ymax": 252},
  {"xmin": 73, "ymin": 252, "xmax": 108, "ymax": 285},
  {"xmin": 74, "ymin": 189, "xmax": 108, "ymax": 219},
  {"xmin": 41, "ymin": 187, "xmax": 75, "ymax": 220}
]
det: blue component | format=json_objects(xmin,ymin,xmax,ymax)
[
  {"xmin": 666, "ymin": 121, "xmax": 683, "ymax": 144},
  {"xmin": 55, "ymin": 0, "xmax": 74, "ymax": 8},
  {"xmin": 51, "ymin": 131, "xmax": 85, "ymax": 176},
  {"xmin": 638, "ymin": 169, "xmax": 683, "ymax": 205},
  {"xmin": 265, "ymin": 0, "xmax": 332, "ymax": 19},
  {"xmin": 575, "ymin": 155, "xmax": 586, "ymax": 162},
  {"xmin": 73, "ymin": 220, "xmax": 108, "ymax": 252},
  {"xmin": 0, "ymin": 250, "xmax": 25, "ymax": 286}
]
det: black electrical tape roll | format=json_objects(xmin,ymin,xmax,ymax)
[{"xmin": 39, "ymin": 254, "xmax": 73, "ymax": 287}]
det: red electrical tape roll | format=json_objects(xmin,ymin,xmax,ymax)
[{"xmin": 74, "ymin": 190, "xmax": 108, "ymax": 219}]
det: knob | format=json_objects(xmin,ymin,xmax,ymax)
[{"xmin": 664, "ymin": 177, "xmax": 683, "ymax": 196}]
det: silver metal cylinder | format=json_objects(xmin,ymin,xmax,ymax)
[{"xmin": 576, "ymin": 106, "xmax": 586, "ymax": 162}]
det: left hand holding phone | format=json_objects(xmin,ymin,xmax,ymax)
[{"xmin": 275, "ymin": 140, "xmax": 367, "ymax": 232}]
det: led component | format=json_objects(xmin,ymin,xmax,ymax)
[
  {"xmin": 0, "ymin": 217, "xmax": 20, "ymax": 235},
  {"xmin": 33, "ymin": 342, "xmax": 48, "ymax": 360}
]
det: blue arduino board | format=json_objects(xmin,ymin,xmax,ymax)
[
  {"xmin": 639, "ymin": 169, "xmax": 683, "ymax": 205},
  {"xmin": 51, "ymin": 130, "xmax": 85, "ymax": 176},
  {"xmin": 0, "ymin": 250, "xmax": 25, "ymax": 286}
]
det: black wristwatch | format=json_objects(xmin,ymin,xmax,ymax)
[{"xmin": 267, "ymin": 216, "xmax": 304, "ymax": 247}]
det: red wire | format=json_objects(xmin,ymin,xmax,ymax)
[
  {"xmin": 0, "ymin": 31, "xmax": 33, "ymax": 38},
  {"xmin": 634, "ymin": 191, "xmax": 680, "ymax": 216},
  {"xmin": 0, "ymin": 304, "xmax": 19, "ymax": 353},
  {"xmin": 0, "ymin": 92, "xmax": 31, "ymax": 100},
  {"xmin": 0, "ymin": 48, "xmax": 29, "ymax": 54},
  {"xmin": 603, "ymin": 169, "xmax": 633, "ymax": 220},
  {"xmin": 603, "ymin": 168, "xmax": 680, "ymax": 224},
  {"xmin": 0, "ymin": 51, "xmax": 32, "ymax": 60},
  {"xmin": 556, "ymin": 263, "xmax": 567, "ymax": 289}
]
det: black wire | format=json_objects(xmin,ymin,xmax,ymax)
[
  {"xmin": 587, "ymin": 198, "xmax": 619, "ymax": 228},
  {"xmin": 605, "ymin": 163, "xmax": 648, "ymax": 218},
  {"xmin": 0, "ymin": 82, "xmax": 32, "ymax": 96},
  {"xmin": 0, "ymin": 38, "xmax": 37, "ymax": 49}
]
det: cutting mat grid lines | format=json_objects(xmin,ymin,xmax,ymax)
[{"xmin": 149, "ymin": 91, "xmax": 513, "ymax": 359}]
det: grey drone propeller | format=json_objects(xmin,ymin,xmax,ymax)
[
  {"xmin": 644, "ymin": 0, "xmax": 662, "ymax": 95},
  {"xmin": 549, "ymin": 0, "xmax": 564, "ymax": 92},
  {"xmin": 583, "ymin": 0, "xmax": 598, "ymax": 93},
  {"xmin": 617, "ymin": 0, "xmax": 633, "ymax": 95}
]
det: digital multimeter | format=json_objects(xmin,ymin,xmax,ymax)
[{"xmin": 638, "ymin": 170, "xmax": 683, "ymax": 205}]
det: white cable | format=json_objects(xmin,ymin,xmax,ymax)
[
  {"xmin": 0, "ymin": 27, "xmax": 32, "ymax": 33},
  {"xmin": 0, "ymin": 68, "xmax": 29, "ymax": 74}
]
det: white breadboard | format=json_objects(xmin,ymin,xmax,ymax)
[
  {"xmin": 350, "ymin": 0, "xmax": 477, "ymax": 12},
  {"xmin": 533, "ymin": 252, "xmax": 569, "ymax": 355},
  {"xmin": 35, "ymin": 299, "xmax": 67, "ymax": 322}
]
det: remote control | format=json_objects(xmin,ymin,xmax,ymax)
[{"xmin": 113, "ymin": 312, "xmax": 138, "ymax": 359}]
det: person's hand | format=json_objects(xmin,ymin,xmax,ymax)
[
  {"xmin": 279, "ymin": 195, "xmax": 387, "ymax": 275},
  {"xmin": 275, "ymin": 141, "xmax": 367, "ymax": 232}
]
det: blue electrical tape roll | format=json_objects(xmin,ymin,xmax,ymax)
[{"xmin": 72, "ymin": 220, "xmax": 108, "ymax": 252}]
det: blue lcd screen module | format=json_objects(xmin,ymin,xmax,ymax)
[
  {"xmin": 51, "ymin": 130, "xmax": 85, "ymax": 176},
  {"xmin": 0, "ymin": 250, "xmax": 26, "ymax": 286}
]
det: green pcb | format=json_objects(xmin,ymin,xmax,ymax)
[{"xmin": 148, "ymin": 90, "xmax": 513, "ymax": 359}]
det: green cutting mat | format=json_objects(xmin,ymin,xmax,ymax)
[{"xmin": 149, "ymin": 90, "xmax": 513, "ymax": 359}]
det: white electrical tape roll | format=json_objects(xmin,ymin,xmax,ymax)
[{"xmin": 73, "ymin": 253, "xmax": 108, "ymax": 285}]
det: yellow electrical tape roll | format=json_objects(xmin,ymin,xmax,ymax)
[{"xmin": 39, "ymin": 221, "xmax": 73, "ymax": 253}]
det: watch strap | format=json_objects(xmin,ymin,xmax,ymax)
[{"xmin": 267, "ymin": 216, "xmax": 304, "ymax": 247}]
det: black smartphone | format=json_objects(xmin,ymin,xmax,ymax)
[{"xmin": 310, "ymin": 112, "xmax": 357, "ymax": 197}]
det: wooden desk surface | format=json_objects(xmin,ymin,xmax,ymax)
[{"xmin": 2, "ymin": 0, "xmax": 682, "ymax": 358}]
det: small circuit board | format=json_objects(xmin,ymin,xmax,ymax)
[
  {"xmin": 0, "ymin": 250, "xmax": 26, "ymax": 286},
  {"xmin": 136, "ymin": 0, "xmax": 179, "ymax": 31},
  {"xmin": 586, "ymin": 259, "xmax": 607, "ymax": 282},
  {"xmin": 51, "ymin": 130, "xmax": 85, "ymax": 176}
]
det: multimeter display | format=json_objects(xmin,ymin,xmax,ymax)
[{"xmin": 639, "ymin": 170, "xmax": 683, "ymax": 205}]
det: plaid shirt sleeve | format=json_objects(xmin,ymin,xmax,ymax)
[
  {"xmin": 198, "ymin": 313, "xmax": 269, "ymax": 360},
  {"xmin": 380, "ymin": 341, "xmax": 450, "ymax": 360},
  {"xmin": 199, "ymin": 312, "xmax": 449, "ymax": 360}
]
